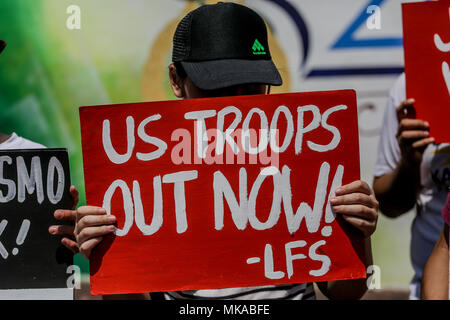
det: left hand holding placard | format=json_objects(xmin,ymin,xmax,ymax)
[
  {"xmin": 74, "ymin": 206, "xmax": 116, "ymax": 259},
  {"xmin": 330, "ymin": 180, "xmax": 379, "ymax": 238}
]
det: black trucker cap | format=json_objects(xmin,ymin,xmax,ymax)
[
  {"xmin": 0, "ymin": 40, "xmax": 6, "ymax": 54},
  {"xmin": 172, "ymin": 2, "xmax": 282, "ymax": 90}
]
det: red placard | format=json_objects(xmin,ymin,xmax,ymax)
[
  {"xmin": 403, "ymin": 1, "xmax": 450, "ymax": 143},
  {"xmin": 79, "ymin": 91, "xmax": 366, "ymax": 295}
]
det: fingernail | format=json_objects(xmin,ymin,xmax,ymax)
[
  {"xmin": 108, "ymin": 215, "xmax": 116, "ymax": 222},
  {"xmin": 330, "ymin": 197, "xmax": 338, "ymax": 203},
  {"xmin": 335, "ymin": 187, "xmax": 342, "ymax": 194},
  {"xmin": 54, "ymin": 211, "xmax": 63, "ymax": 219},
  {"xmin": 49, "ymin": 226, "xmax": 57, "ymax": 234}
]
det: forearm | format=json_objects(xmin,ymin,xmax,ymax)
[
  {"xmin": 422, "ymin": 225, "xmax": 449, "ymax": 300},
  {"xmin": 317, "ymin": 237, "xmax": 373, "ymax": 300},
  {"xmin": 373, "ymin": 158, "xmax": 421, "ymax": 218}
]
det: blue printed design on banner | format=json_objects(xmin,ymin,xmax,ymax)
[{"xmin": 331, "ymin": 0, "xmax": 403, "ymax": 49}]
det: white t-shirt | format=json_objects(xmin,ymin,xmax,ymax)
[
  {"xmin": 0, "ymin": 133, "xmax": 45, "ymax": 150},
  {"xmin": 374, "ymin": 73, "xmax": 450, "ymax": 299}
]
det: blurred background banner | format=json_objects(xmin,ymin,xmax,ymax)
[{"xmin": 0, "ymin": 0, "xmax": 418, "ymax": 290}]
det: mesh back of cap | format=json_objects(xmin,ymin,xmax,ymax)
[{"xmin": 172, "ymin": 11, "xmax": 193, "ymax": 62}]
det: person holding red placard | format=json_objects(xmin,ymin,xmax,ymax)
[
  {"xmin": 373, "ymin": 73, "xmax": 450, "ymax": 300},
  {"xmin": 72, "ymin": 2, "xmax": 379, "ymax": 300},
  {"xmin": 422, "ymin": 191, "xmax": 450, "ymax": 299}
]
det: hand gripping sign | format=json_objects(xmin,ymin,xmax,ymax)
[
  {"xmin": 80, "ymin": 90, "xmax": 366, "ymax": 295},
  {"xmin": 402, "ymin": 1, "xmax": 450, "ymax": 143}
]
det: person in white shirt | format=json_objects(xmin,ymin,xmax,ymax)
[{"xmin": 373, "ymin": 73, "xmax": 450, "ymax": 299}]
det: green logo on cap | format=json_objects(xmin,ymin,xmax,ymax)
[{"xmin": 252, "ymin": 39, "xmax": 266, "ymax": 55}]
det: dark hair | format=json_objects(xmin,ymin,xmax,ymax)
[{"xmin": 173, "ymin": 61, "xmax": 187, "ymax": 79}]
